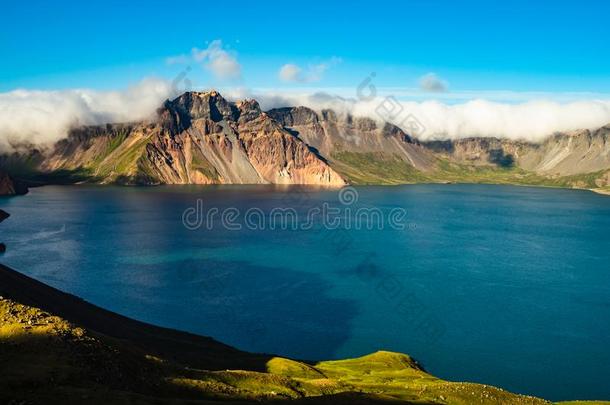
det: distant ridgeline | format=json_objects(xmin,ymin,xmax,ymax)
[{"xmin": 1, "ymin": 90, "xmax": 610, "ymax": 192}]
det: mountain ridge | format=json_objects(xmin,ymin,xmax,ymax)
[{"xmin": 1, "ymin": 90, "xmax": 610, "ymax": 193}]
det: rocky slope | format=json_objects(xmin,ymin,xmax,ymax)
[
  {"xmin": 269, "ymin": 107, "xmax": 610, "ymax": 189},
  {"xmin": 36, "ymin": 91, "xmax": 345, "ymax": 186},
  {"xmin": 1, "ymin": 263, "xmax": 603, "ymax": 405},
  {"xmin": 424, "ymin": 126, "xmax": 610, "ymax": 177},
  {"xmin": 268, "ymin": 106, "xmax": 438, "ymax": 172},
  {"xmin": 420, "ymin": 127, "xmax": 610, "ymax": 190}
]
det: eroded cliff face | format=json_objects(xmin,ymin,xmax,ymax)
[
  {"xmin": 521, "ymin": 126, "xmax": 610, "ymax": 175},
  {"xmin": 268, "ymin": 107, "xmax": 438, "ymax": 172},
  {"xmin": 38, "ymin": 92, "xmax": 345, "ymax": 186},
  {"xmin": 268, "ymin": 106, "xmax": 610, "ymax": 187},
  {"xmin": 422, "ymin": 126, "xmax": 610, "ymax": 176}
]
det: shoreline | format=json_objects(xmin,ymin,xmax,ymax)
[
  {"xmin": 591, "ymin": 188, "xmax": 610, "ymax": 196},
  {"xmin": 7, "ymin": 179, "xmax": 610, "ymax": 198}
]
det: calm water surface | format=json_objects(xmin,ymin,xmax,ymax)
[{"xmin": 1, "ymin": 184, "xmax": 609, "ymax": 401}]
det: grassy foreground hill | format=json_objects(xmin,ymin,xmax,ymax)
[{"xmin": 0, "ymin": 263, "xmax": 607, "ymax": 405}]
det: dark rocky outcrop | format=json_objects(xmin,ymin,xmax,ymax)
[
  {"xmin": 0, "ymin": 171, "xmax": 28, "ymax": 196},
  {"xmin": 169, "ymin": 90, "xmax": 240, "ymax": 122},
  {"xmin": 0, "ymin": 209, "xmax": 8, "ymax": 254}
]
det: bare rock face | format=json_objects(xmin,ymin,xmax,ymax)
[
  {"xmin": 424, "ymin": 138, "xmax": 529, "ymax": 168},
  {"xmin": 522, "ymin": 126, "xmax": 610, "ymax": 175},
  {"xmin": 269, "ymin": 106, "xmax": 322, "ymax": 129},
  {"xmin": 35, "ymin": 91, "xmax": 346, "ymax": 186},
  {"xmin": 170, "ymin": 91, "xmax": 240, "ymax": 122},
  {"xmin": 0, "ymin": 172, "xmax": 28, "ymax": 196},
  {"xmin": 268, "ymin": 106, "xmax": 438, "ymax": 172},
  {"xmin": 237, "ymin": 111, "xmax": 345, "ymax": 185},
  {"xmin": 423, "ymin": 125, "xmax": 610, "ymax": 176},
  {"xmin": 236, "ymin": 99, "xmax": 263, "ymax": 124}
]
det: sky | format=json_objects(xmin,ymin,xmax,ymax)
[
  {"xmin": 1, "ymin": 0, "xmax": 610, "ymax": 146},
  {"xmin": 2, "ymin": 0, "xmax": 610, "ymax": 93}
]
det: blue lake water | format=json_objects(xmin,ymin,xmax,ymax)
[{"xmin": 1, "ymin": 184, "xmax": 610, "ymax": 401}]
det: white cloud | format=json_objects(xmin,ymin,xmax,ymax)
[
  {"xmin": 167, "ymin": 40, "xmax": 242, "ymax": 80},
  {"xmin": 191, "ymin": 40, "xmax": 241, "ymax": 80},
  {"xmin": 0, "ymin": 78, "xmax": 173, "ymax": 151},
  {"xmin": 3, "ymin": 81, "xmax": 610, "ymax": 152},
  {"xmin": 278, "ymin": 57, "xmax": 341, "ymax": 83},
  {"xmin": 419, "ymin": 73, "xmax": 449, "ymax": 93},
  {"xmin": 279, "ymin": 64, "xmax": 303, "ymax": 82},
  {"xmin": 227, "ymin": 89, "xmax": 610, "ymax": 142}
]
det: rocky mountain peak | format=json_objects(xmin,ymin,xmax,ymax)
[
  {"xmin": 236, "ymin": 99, "xmax": 262, "ymax": 123},
  {"xmin": 320, "ymin": 109, "xmax": 338, "ymax": 122},
  {"xmin": 267, "ymin": 106, "xmax": 320, "ymax": 128},
  {"xmin": 168, "ymin": 91, "xmax": 239, "ymax": 123}
]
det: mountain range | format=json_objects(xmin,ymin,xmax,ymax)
[{"xmin": 1, "ymin": 90, "xmax": 610, "ymax": 194}]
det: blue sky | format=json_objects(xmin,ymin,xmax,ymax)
[{"xmin": 1, "ymin": 0, "xmax": 609, "ymax": 96}]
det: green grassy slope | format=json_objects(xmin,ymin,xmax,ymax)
[
  {"xmin": 330, "ymin": 152, "xmax": 431, "ymax": 185},
  {"xmin": 1, "ymin": 264, "xmax": 608, "ymax": 404},
  {"xmin": 330, "ymin": 151, "xmax": 610, "ymax": 193}
]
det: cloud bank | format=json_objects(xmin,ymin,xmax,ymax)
[
  {"xmin": 0, "ymin": 78, "xmax": 173, "ymax": 151},
  {"xmin": 2, "ymin": 82, "xmax": 610, "ymax": 152},
  {"xmin": 231, "ymin": 90, "xmax": 610, "ymax": 142}
]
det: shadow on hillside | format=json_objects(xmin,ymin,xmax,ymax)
[
  {"xmin": 489, "ymin": 149, "xmax": 515, "ymax": 168},
  {"xmin": 0, "ymin": 330, "xmax": 424, "ymax": 404},
  {"xmin": 12, "ymin": 168, "xmax": 103, "ymax": 187},
  {"xmin": 0, "ymin": 264, "xmax": 274, "ymax": 372},
  {"xmin": 0, "ymin": 265, "xmax": 406, "ymax": 404}
]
